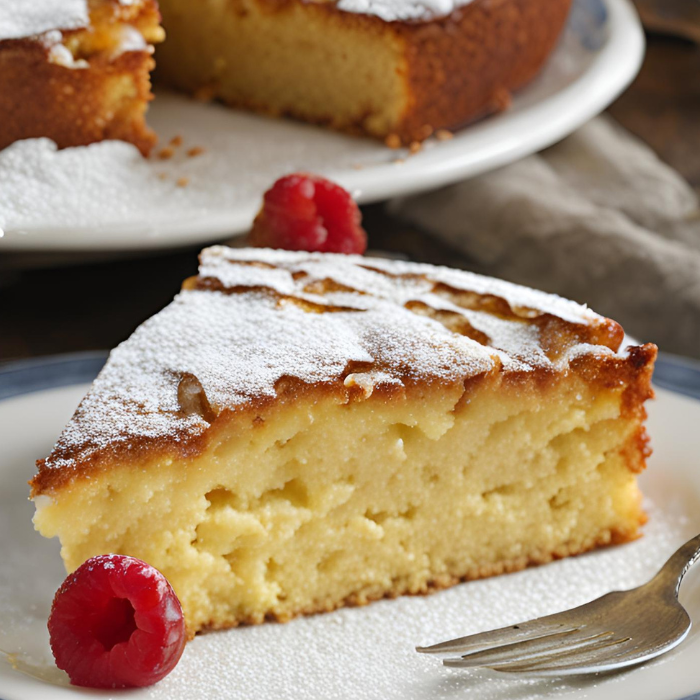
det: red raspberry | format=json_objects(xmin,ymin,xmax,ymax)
[
  {"xmin": 48, "ymin": 555, "xmax": 186, "ymax": 689},
  {"xmin": 249, "ymin": 173, "xmax": 367, "ymax": 254}
]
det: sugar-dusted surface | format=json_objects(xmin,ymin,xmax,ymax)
[
  {"xmin": 0, "ymin": 0, "xmax": 88, "ymax": 41},
  {"xmin": 2, "ymin": 380, "xmax": 700, "ymax": 700},
  {"xmin": 0, "ymin": 0, "xmax": 475, "ymax": 40},
  {"xmin": 38, "ymin": 247, "xmax": 620, "ymax": 477},
  {"xmin": 336, "ymin": 0, "xmax": 474, "ymax": 22}
]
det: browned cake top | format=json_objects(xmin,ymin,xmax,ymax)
[
  {"xmin": 0, "ymin": 0, "xmax": 149, "ymax": 41},
  {"xmin": 35, "ymin": 246, "xmax": 632, "ymax": 492},
  {"xmin": 0, "ymin": 0, "xmax": 475, "ymax": 40}
]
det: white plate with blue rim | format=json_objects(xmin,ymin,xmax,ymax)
[
  {"xmin": 0, "ymin": 0, "xmax": 644, "ymax": 252},
  {"xmin": 0, "ymin": 349, "xmax": 700, "ymax": 700}
]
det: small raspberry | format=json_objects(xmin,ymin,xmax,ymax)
[
  {"xmin": 249, "ymin": 173, "xmax": 367, "ymax": 254},
  {"xmin": 48, "ymin": 555, "xmax": 186, "ymax": 689}
]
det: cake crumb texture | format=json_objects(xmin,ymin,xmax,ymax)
[{"xmin": 154, "ymin": 0, "xmax": 573, "ymax": 144}]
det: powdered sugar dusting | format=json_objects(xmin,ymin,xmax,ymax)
[
  {"xmin": 0, "ymin": 0, "xmax": 88, "ymax": 41},
  {"xmin": 40, "ymin": 247, "xmax": 618, "ymax": 476},
  {"xmin": 218, "ymin": 247, "xmax": 601, "ymax": 326},
  {"xmin": 337, "ymin": 0, "xmax": 474, "ymax": 21},
  {"xmin": 0, "ymin": 0, "xmax": 474, "ymax": 44}
]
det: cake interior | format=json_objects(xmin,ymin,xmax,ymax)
[
  {"xmin": 154, "ymin": 0, "xmax": 408, "ymax": 139},
  {"xmin": 34, "ymin": 369, "xmax": 645, "ymax": 636},
  {"xmin": 62, "ymin": 0, "xmax": 164, "ymax": 64}
]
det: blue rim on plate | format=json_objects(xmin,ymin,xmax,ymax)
[{"xmin": 1, "ymin": 351, "xmax": 699, "ymax": 700}]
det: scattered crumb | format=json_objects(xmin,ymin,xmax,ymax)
[
  {"xmin": 157, "ymin": 146, "xmax": 175, "ymax": 160},
  {"xmin": 384, "ymin": 134, "xmax": 401, "ymax": 150},
  {"xmin": 491, "ymin": 88, "xmax": 512, "ymax": 112},
  {"xmin": 158, "ymin": 173, "xmax": 168, "ymax": 181},
  {"xmin": 187, "ymin": 146, "xmax": 206, "ymax": 158},
  {"xmin": 193, "ymin": 85, "xmax": 216, "ymax": 102},
  {"xmin": 176, "ymin": 177, "xmax": 190, "ymax": 188},
  {"xmin": 169, "ymin": 135, "xmax": 184, "ymax": 148},
  {"xmin": 392, "ymin": 158, "xmax": 406, "ymax": 165},
  {"xmin": 408, "ymin": 141, "xmax": 422, "ymax": 155},
  {"xmin": 351, "ymin": 163, "xmax": 364, "ymax": 171},
  {"xmin": 418, "ymin": 124, "xmax": 434, "ymax": 140},
  {"xmin": 435, "ymin": 129, "xmax": 453, "ymax": 141}
]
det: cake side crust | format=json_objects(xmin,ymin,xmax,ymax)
[
  {"xmin": 396, "ymin": 0, "xmax": 574, "ymax": 142},
  {"xmin": 0, "ymin": 0, "xmax": 164, "ymax": 155}
]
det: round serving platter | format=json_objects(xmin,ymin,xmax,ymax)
[
  {"xmin": 0, "ymin": 0, "xmax": 644, "ymax": 252},
  {"xmin": 1, "ymin": 351, "xmax": 700, "ymax": 700}
]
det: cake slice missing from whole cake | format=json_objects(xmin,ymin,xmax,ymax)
[{"xmin": 31, "ymin": 247, "xmax": 656, "ymax": 637}]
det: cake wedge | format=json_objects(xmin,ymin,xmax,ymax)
[{"xmin": 31, "ymin": 247, "xmax": 656, "ymax": 637}]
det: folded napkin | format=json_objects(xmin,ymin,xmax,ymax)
[{"xmin": 389, "ymin": 116, "xmax": 700, "ymax": 358}]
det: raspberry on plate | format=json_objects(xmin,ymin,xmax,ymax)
[
  {"xmin": 249, "ymin": 173, "xmax": 367, "ymax": 254},
  {"xmin": 48, "ymin": 554, "xmax": 186, "ymax": 689}
]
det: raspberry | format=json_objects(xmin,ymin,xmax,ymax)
[
  {"xmin": 48, "ymin": 555, "xmax": 186, "ymax": 689},
  {"xmin": 249, "ymin": 173, "xmax": 367, "ymax": 254}
]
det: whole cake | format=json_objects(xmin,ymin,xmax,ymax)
[
  {"xmin": 31, "ymin": 247, "xmax": 656, "ymax": 637},
  {"xmin": 0, "ymin": 0, "xmax": 572, "ymax": 152}
]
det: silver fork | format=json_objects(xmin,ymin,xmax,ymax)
[{"xmin": 417, "ymin": 533, "xmax": 700, "ymax": 677}]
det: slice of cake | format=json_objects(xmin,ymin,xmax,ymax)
[
  {"xmin": 0, "ymin": 0, "xmax": 164, "ymax": 155},
  {"xmin": 154, "ymin": 0, "xmax": 573, "ymax": 145},
  {"xmin": 31, "ymin": 247, "xmax": 656, "ymax": 637}
]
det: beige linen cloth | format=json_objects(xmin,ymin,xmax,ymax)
[{"xmin": 389, "ymin": 116, "xmax": 700, "ymax": 358}]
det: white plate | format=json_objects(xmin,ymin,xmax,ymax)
[
  {"xmin": 1, "ymin": 354, "xmax": 700, "ymax": 700},
  {"xmin": 0, "ymin": 0, "xmax": 644, "ymax": 252}
]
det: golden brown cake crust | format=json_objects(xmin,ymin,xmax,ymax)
[
  {"xmin": 31, "ymin": 247, "xmax": 657, "ymax": 497},
  {"xmin": 393, "ymin": 0, "xmax": 574, "ymax": 142},
  {"xmin": 0, "ymin": 0, "xmax": 162, "ymax": 155}
]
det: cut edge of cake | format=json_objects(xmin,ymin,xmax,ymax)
[{"xmin": 154, "ymin": 0, "xmax": 573, "ymax": 145}]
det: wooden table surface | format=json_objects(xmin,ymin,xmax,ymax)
[{"xmin": 1, "ymin": 27, "xmax": 699, "ymax": 363}]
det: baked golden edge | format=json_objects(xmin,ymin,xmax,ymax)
[
  {"xmin": 0, "ymin": 0, "xmax": 163, "ymax": 155},
  {"xmin": 394, "ymin": 0, "xmax": 574, "ymax": 143}
]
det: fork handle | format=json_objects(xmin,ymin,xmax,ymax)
[{"xmin": 652, "ymin": 533, "xmax": 700, "ymax": 595}]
